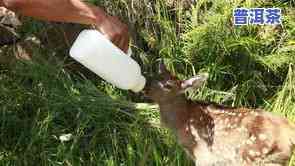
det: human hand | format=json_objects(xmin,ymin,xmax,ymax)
[
  {"xmin": 95, "ymin": 14, "xmax": 130, "ymax": 53},
  {"xmin": 1, "ymin": 0, "xmax": 130, "ymax": 53}
]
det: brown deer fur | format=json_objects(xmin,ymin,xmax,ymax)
[{"xmin": 144, "ymin": 65, "xmax": 295, "ymax": 166}]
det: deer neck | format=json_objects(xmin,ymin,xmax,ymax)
[{"xmin": 158, "ymin": 95, "xmax": 188, "ymax": 130}]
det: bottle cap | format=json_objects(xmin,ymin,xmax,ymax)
[{"xmin": 131, "ymin": 75, "xmax": 146, "ymax": 93}]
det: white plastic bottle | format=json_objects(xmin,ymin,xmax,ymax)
[{"xmin": 69, "ymin": 29, "xmax": 146, "ymax": 93}]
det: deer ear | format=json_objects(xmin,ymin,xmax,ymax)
[{"xmin": 181, "ymin": 73, "xmax": 208, "ymax": 90}]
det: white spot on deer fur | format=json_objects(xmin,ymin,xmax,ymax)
[
  {"xmin": 246, "ymin": 139, "xmax": 253, "ymax": 145},
  {"xmin": 227, "ymin": 124, "xmax": 232, "ymax": 128},
  {"xmin": 231, "ymin": 124, "xmax": 238, "ymax": 129},
  {"xmin": 228, "ymin": 112, "xmax": 236, "ymax": 116},
  {"xmin": 251, "ymin": 112, "xmax": 259, "ymax": 116},
  {"xmin": 190, "ymin": 125, "xmax": 197, "ymax": 135},
  {"xmin": 224, "ymin": 118, "xmax": 229, "ymax": 124},
  {"xmin": 210, "ymin": 121, "xmax": 214, "ymax": 125},
  {"xmin": 214, "ymin": 130, "xmax": 219, "ymax": 135},
  {"xmin": 255, "ymin": 151, "xmax": 261, "ymax": 156},
  {"xmin": 246, "ymin": 157, "xmax": 251, "ymax": 162},
  {"xmin": 190, "ymin": 125, "xmax": 200, "ymax": 141},
  {"xmin": 203, "ymin": 133, "xmax": 210, "ymax": 138},
  {"xmin": 237, "ymin": 127, "xmax": 243, "ymax": 132},
  {"xmin": 250, "ymin": 136, "xmax": 256, "ymax": 142},
  {"xmin": 262, "ymin": 148, "xmax": 268, "ymax": 154},
  {"xmin": 244, "ymin": 127, "xmax": 248, "ymax": 132},
  {"xmin": 237, "ymin": 126, "xmax": 248, "ymax": 133},
  {"xmin": 185, "ymin": 126, "xmax": 189, "ymax": 132},
  {"xmin": 258, "ymin": 134, "xmax": 267, "ymax": 141}
]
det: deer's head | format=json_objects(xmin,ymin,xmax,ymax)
[{"xmin": 144, "ymin": 63, "xmax": 208, "ymax": 103}]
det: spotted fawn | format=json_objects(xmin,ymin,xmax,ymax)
[{"xmin": 144, "ymin": 65, "xmax": 295, "ymax": 166}]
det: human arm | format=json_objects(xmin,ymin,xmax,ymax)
[{"xmin": 0, "ymin": 0, "xmax": 129, "ymax": 52}]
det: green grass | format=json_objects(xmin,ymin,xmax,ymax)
[
  {"xmin": 0, "ymin": 59, "xmax": 192, "ymax": 166},
  {"xmin": 1, "ymin": 0, "xmax": 295, "ymax": 165}
]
